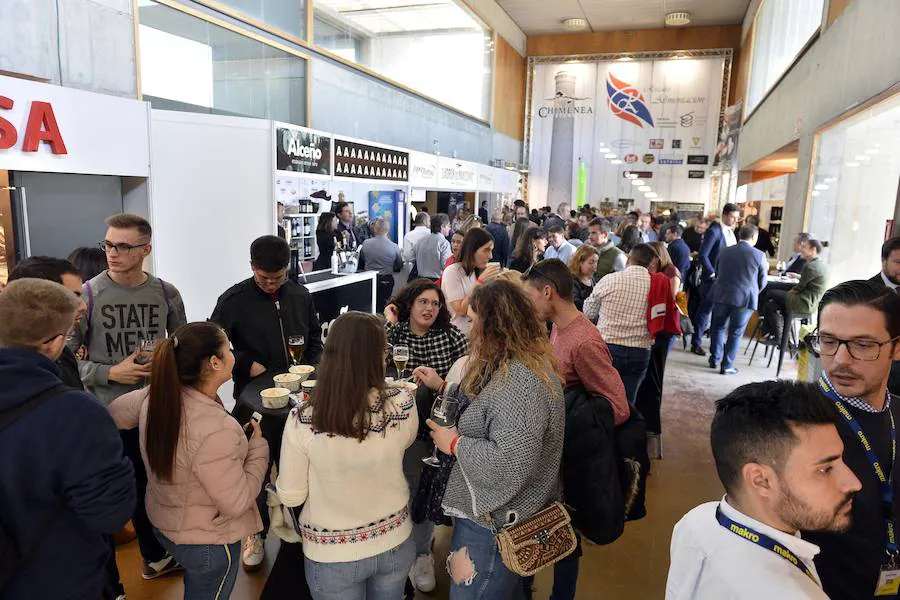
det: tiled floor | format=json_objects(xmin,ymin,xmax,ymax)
[{"xmin": 117, "ymin": 338, "xmax": 798, "ymax": 599}]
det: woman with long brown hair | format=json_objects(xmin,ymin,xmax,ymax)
[
  {"xmin": 313, "ymin": 212, "xmax": 338, "ymax": 270},
  {"xmin": 109, "ymin": 322, "xmax": 269, "ymax": 599},
  {"xmin": 441, "ymin": 228, "xmax": 502, "ymax": 336},
  {"xmin": 509, "ymin": 216, "xmax": 535, "ymax": 259},
  {"xmin": 509, "ymin": 226, "xmax": 548, "ymax": 273},
  {"xmin": 413, "ymin": 280, "xmax": 564, "ymax": 599},
  {"xmin": 276, "ymin": 312, "xmax": 418, "ymax": 600}
]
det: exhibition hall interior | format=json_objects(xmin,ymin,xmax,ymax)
[{"xmin": 0, "ymin": 0, "xmax": 899, "ymax": 599}]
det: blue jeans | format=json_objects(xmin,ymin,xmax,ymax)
[
  {"xmin": 155, "ymin": 531, "xmax": 240, "ymax": 600},
  {"xmin": 449, "ymin": 518, "xmax": 521, "ymax": 600},
  {"xmin": 709, "ymin": 303, "xmax": 752, "ymax": 370},
  {"xmin": 608, "ymin": 344, "xmax": 651, "ymax": 406},
  {"xmin": 304, "ymin": 535, "xmax": 415, "ymax": 600}
]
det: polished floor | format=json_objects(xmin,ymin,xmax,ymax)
[{"xmin": 116, "ymin": 339, "xmax": 797, "ymax": 599}]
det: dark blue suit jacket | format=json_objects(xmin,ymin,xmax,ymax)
[
  {"xmin": 709, "ymin": 241, "xmax": 768, "ymax": 310},
  {"xmin": 698, "ymin": 222, "xmax": 730, "ymax": 278},
  {"xmin": 667, "ymin": 239, "xmax": 691, "ymax": 282}
]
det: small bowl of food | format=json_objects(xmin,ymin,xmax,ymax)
[
  {"xmin": 260, "ymin": 387, "xmax": 291, "ymax": 409},
  {"xmin": 273, "ymin": 373, "xmax": 302, "ymax": 392},
  {"xmin": 288, "ymin": 364, "xmax": 315, "ymax": 382}
]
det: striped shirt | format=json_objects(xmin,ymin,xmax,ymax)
[{"xmin": 583, "ymin": 265, "xmax": 652, "ymax": 349}]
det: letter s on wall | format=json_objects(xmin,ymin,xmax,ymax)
[{"xmin": 0, "ymin": 96, "xmax": 18, "ymax": 150}]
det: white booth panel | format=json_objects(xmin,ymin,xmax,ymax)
[{"xmin": 149, "ymin": 110, "xmax": 273, "ymax": 324}]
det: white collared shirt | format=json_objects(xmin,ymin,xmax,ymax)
[
  {"xmin": 722, "ymin": 225, "xmax": 737, "ymax": 247},
  {"xmin": 882, "ymin": 271, "xmax": 899, "ymax": 293},
  {"xmin": 403, "ymin": 226, "xmax": 431, "ymax": 261},
  {"xmin": 666, "ymin": 498, "xmax": 827, "ymax": 600}
]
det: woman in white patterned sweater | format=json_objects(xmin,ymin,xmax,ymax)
[{"xmin": 276, "ymin": 311, "xmax": 418, "ymax": 600}]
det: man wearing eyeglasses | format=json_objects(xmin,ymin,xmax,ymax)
[{"xmin": 802, "ymin": 280, "xmax": 900, "ymax": 600}]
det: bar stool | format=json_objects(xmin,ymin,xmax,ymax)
[{"xmin": 748, "ymin": 313, "xmax": 811, "ymax": 377}]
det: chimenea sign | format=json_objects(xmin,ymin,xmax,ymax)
[{"xmin": 275, "ymin": 122, "xmax": 331, "ymax": 175}]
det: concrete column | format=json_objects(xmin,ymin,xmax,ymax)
[{"xmin": 546, "ymin": 71, "xmax": 576, "ymax": 209}]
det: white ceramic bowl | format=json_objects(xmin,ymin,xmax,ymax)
[
  {"xmin": 288, "ymin": 365, "xmax": 315, "ymax": 382},
  {"xmin": 273, "ymin": 373, "xmax": 302, "ymax": 392},
  {"xmin": 260, "ymin": 387, "xmax": 291, "ymax": 409}
]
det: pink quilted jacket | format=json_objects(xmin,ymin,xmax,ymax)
[{"xmin": 109, "ymin": 387, "xmax": 269, "ymax": 545}]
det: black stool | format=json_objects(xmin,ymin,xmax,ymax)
[{"xmin": 749, "ymin": 313, "xmax": 810, "ymax": 377}]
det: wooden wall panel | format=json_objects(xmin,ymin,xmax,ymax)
[
  {"xmin": 527, "ymin": 25, "xmax": 742, "ymax": 57},
  {"xmin": 493, "ymin": 35, "xmax": 526, "ymax": 141},
  {"xmin": 827, "ymin": 0, "xmax": 854, "ymax": 28}
]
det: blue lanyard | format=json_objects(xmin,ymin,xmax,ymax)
[
  {"xmin": 818, "ymin": 376, "xmax": 897, "ymax": 554},
  {"xmin": 715, "ymin": 506, "xmax": 818, "ymax": 583}
]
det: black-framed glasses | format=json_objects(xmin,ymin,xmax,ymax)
[
  {"xmin": 522, "ymin": 263, "xmax": 559, "ymax": 292},
  {"xmin": 99, "ymin": 240, "xmax": 148, "ymax": 255},
  {"xmin": 41, "ymin": 332, "xmax": 67, "ymax": 344},
  {"xmin": 805, "ymin": 333, "xmax": 900, "ymax": 362}
]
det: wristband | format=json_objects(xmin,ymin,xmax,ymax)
[{"xmin": 450, "ymin": 435, "xmax": 461, "ymax": 456}]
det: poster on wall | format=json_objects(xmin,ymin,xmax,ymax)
[
  {"xmin": 527, "ymin": 56, "xmax": 726, "ymax": 212},
  {"xmin": 335, "ymin": 138, "xmax": 409, "ymax": 182},
  {"xmin": 275, "ymin": 123, "xmax": 332, "ymax": 175}
]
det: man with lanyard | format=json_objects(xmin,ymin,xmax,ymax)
[
  {"xmin": 803, "ymin": 280, "xmax": 900, "ymax": 599},
  {"xmin": 667, "ymin": 381, "xmax": 861, "ymax": 599}
]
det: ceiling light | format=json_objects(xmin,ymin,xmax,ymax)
[
  {"xmin": 639, "ymin": 186, "xmax": 651, "ymax": 192},
  {"xmin": 854, "ymin": 155, "xmax": 871, "ymax": 161},
  {"xmin": 645, "ymin": 192, "xmax": 658, "ymax": 198},
  {"xmin": 631, "ymin": 179, "xmax": 643, "ymax": 186},
  {"xmin": 605, "ymin": 153, "xmax": 616, "ymax": 159},
  {"xmin": 610, "ymin": 159, "xmax": 623, "ymax": 164},
  {"xmin": 846, "ymin": 162, "xmax": 861, "ymax": 167},
  {"xmin": 617, "ymin": 55, "xmax": 633, "ymax": 62},
  {"xmin": 814, "ymin": 184, "xmax": 829, "ymax": 191},
  {"xmin": 665, "ymin": 11, "xmax": 691, "ymax": 26},
  {"xmin": 811, "ymin": 191, "xmax": 821, "ymax": 197},
  {"xmin": 865, "ymin": 148, "xmax": 880, "ymax": 155},
  {"xmin": 562, "ymin": 18, "xmax": 587, "ymax": 31}
]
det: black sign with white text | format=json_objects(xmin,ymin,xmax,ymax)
[
  {"xmin": 276, "ymin": 126, "xmax": 331, "ymax": 174},
  {"xmin": 688, "ymin": 170, "xmax": 706, "ymax": 179},
  {"xmin": 686, "ymin": 155, "xmax": 709, "ymax": 165}
]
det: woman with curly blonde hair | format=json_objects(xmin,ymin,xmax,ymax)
[{"xmin": 413, "ymin": 279, "xmax": 564, "ymax": 599}]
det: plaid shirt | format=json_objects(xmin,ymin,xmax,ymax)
[
  {"xmin": 583, "ymin": 265, "xmax": 652, "ymax": 348},
  {"xmin": 821, "ymin": 372, "xmax": 893, "ymax": 413},
  {"xmin": 385, "ymin": 321, "xmax": 468, "ymax": 379}
]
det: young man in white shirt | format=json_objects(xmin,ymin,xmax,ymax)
[
  {"xmin": 403, "ymin": 211, "xmax": 431, "ymax": 262},
  {"xmin": 544, "ymin": 225, "xmax": 576, "ymax": 265},
  {"xmin": 667, "ymin": 380, "xmax": 861, "ymax": 600}
]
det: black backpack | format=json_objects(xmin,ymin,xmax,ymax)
[{"xmin": 0, "ymin": 385, "xmax": 68, "ymax": 591}]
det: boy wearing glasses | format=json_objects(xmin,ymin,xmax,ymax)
[{"xmin": 803, "ymin": 280, "xmax": 900, "ymax": 600}]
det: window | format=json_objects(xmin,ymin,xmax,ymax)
[
  {"xmin": 139, "ymin": 0, "xmax": 307, "ymax": 125},
  {"xmin": 202, "ymin": 0, "xmax": 307, "ymax": 40},
  {"xmin": 746, "ymin": 0, "xmax": 825, "ymax": 115},
  {"xmin": 313, "ymin": 0, "xmax": 494, "ymax": 121}
]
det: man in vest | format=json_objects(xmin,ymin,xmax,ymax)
[{"xmin": 589, "ymin": 217, "xmax": 626, "ymax": 281}]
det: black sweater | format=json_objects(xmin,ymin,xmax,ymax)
[{"xmin": 804, "ymin": 396, "xmax": 900, "ymax": 600}]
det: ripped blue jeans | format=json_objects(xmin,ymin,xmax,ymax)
[{"xmin": 448, "ymin": 518, "xmax": 521, "ymax": 600}]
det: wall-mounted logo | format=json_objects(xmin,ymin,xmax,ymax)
[
  {"xmin": 671, "ymin": 139, "xmax": 682, "ymax": 149},
  {"xmin": 649, "ymin": 138, "xmax": 664, "ymax": 150},
  {"xmin": 276, "ymin": 127, "xmax": 331, "ymax": 174},
  {"xmin": 687, "ymin": 155, "xmax": 709, "ymax": 165},
  {"xmin": 623, "ymin": 170, "xmax": 653, "ymax": 179},
  {"xmin": 642, "ymin": 153, "xmax": 655, "ymax": 165},
  {"xmin": 537, "ymin": 91, "xmax": 594, "ymax": 119},
  {"xmin": 692, "ymin": 136, "xmax": 702, "ymax": 147},
  {"xmin": 606, "ymin": 74, "xmax": 655, "ymax": 128},
  {"xmin": 680, "ymin": 112, "xmax": 696, "ymax": 127},
  {"xmin": 688, "ymin": 170, "xmax": 706, "ymax": 179},
  {"xmin": 659, "ymin": 154, "xmax": 684, "ymax": 165},
  {"xmin": 624, "ymin": 153, "xmax": 639, "ymax": 164}
]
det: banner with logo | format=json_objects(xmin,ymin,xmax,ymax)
[
  {"xmin": 528, "ymin": 57, "xmax": 726, "ymax": 212},
  {"xmin": 334, "ymin": 138, "xmax": 409, "ymax": 182},
  {"xmin": 275, "ymin": 122, "xmax": 331, "ymax": 176}
]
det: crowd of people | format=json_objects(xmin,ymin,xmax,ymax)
[{"xmin": 0, "ymin": 201, "xmax": 899, "ymax": 600}]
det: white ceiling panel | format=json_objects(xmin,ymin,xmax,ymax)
[{"xmin": 495, "ymin": 0, "xmax": 751, "ymax": 35}]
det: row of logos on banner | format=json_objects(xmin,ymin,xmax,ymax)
[{"xmin": 274, "ymin": 121, "xmax": 517, "ymax": 193}]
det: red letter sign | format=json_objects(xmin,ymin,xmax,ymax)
[
  {"xmin": 22, "ymin": 101, "xmax": 67, "ymax": 154},
  {"xmin": 0, "ymin": 96, "xmax": 17, "ymax": 150}
]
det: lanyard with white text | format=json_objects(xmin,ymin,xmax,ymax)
[
  {"xmin": 818, "ymin": 376, "xmax": 897, "ymax": 555},
  {"xmin": 715, "ymin": 507, "xmax": 818, "ymax": 584}
]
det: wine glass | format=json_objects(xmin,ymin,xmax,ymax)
[
  {"xmin": 288, "ymin": 335, "xmax": 305, "ymax": 366},
  {"xmin": 422, "ymin": 396, "xmax": 461, "ymax": 467},
  {"xmin": 136, "ymin": 336, "xmax": 157, "ymax": 365},
  {"xmin": 393, "ymin": 344, "xmax": 410, "ymax": 379}
]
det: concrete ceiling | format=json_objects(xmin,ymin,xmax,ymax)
[{"xmin": 494, "ymin": 0, "xmax": 752, "ymax": 35}]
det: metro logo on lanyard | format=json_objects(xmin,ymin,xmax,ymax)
[
  {"xmin": 715, "ymin": 507, "xmax": 818, "ymax": 584},
  {"xmin": 818, "ymin": 375, "xmax": 897, "ymax": 556}
]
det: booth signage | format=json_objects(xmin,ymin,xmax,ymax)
[
  {"xmin": 275, "ymin": 123, "xmax": 331, "ymax": 175},
  {"xmin": 408, "ymin": 150, "xmax": 438, "ymax": 188},
  {"xmin": 437, "ymin": 156, "xmax": 477, "ymax": 190},
  {"xmin": 476, "ymin": 165, "xmax": 494, "ymax": 192},
  {"xmin": 334, "ymin": 138, "xmax": 409, "ymax": 181},
  {"xmin": 0, "ymin": 74, "xmax": 150, "ymax": 177}
]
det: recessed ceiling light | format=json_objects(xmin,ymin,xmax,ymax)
[
  {"xmin": 814, "ymin": 184, "xmax": 829, "ymax": 191},
  {"xmin": 865, "ymin": 148, "xmax": 880, "ymax": 155},
  {"xmin": 610, "ymin": 159, "xmax": 623, "ymax": 164},
  {"xmin": 854, "ymin": 155, "xmax": 871, "ymax": 161},
  {"xmin": 645, "ymin": 192, "xmax": 658, "ymax": 198},
  {"xmin": 639, "ymin": 186, "xmax": 651, "ymax": 192},
  {"xmin": 631, "ymin": 179, "xmax": 643, "ymax": 186},
  {"xmin": 665, "ymin": 11, "xmax": 691, "ymax": 26},
  {"xmin": 811, "ymin": 191, "xmax": 821, "ymax": 197},
  {"xmin": 605, "ymin": 153, "xmax": 616, "ymax": 159},
  {"xmin": 562, "ymin": 18, "xmax": 587, "ymax": 31},
  {"xmin": 846, "ymin": 162, "xmax": 861, "ymax": 167}
]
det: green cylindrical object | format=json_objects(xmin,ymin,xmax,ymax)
[{"xmin": 576, "ymin": 159, "xmax": 588, "ymax": 208}]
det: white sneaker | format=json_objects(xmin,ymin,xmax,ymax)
[
  {"xmin": 241, "ymin": 534, "xmax": 265, "ymax": 571},
  {"xmin": 411, "ymin": 553, "xmax": 436, "ymax": 592}
]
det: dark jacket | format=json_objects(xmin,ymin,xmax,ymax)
[
  {"xmin": 666, "ymin": 238, "xmax": 691, "ymax": 282},
  {"xmin": 313, "ymin": 230, "xmax": 337, "ymax": 271},
  {"xmin": 682, "ymin": 226, "xmax": 703, "ymax": 253},
  {"xmin": 785, "ymin": 252, "xmax": 806, "ymax": 275},
  {"xmin": 697, "ymin": 222, "xmax": 732, "ymax": 278},
  {"xmin": 562, "ymin": 386, "xmax": 623, "ymax": 545},
  {"xmin": 709, "ymin": 241, "xmax": 768, "ymax": 310},
  {"xmin": 57, "ymin": 345, "xmax": 84, "ymax": 390},
  {"xmin": 210, "ymin": 278, "xmax": 324, "ymax": 396},
  {"xmin": 572, "ymin": 279, "xmax": 594, "ymax": 313},
  {"xmin": 486, "ymin": 223, "xmax": 511, "ymax": 267},
  {"xmin": 616, "ymin": 407, "xmax": 650, "ymax": 521},
  {"xmin": 754, "ymin": 227, "xmax": 776, "ymax": 256},
  {"xmin": 0, "ymin": 349, "xmax": 135, "ymax": 600}
]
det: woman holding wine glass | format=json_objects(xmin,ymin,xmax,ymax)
[
  {"xmin": 277, "ymin": 311, "xmax": 418, "ymax": 600},
  {"xmin": 413, "ymin": 279, "xmax": 564, "ymax": 599}
]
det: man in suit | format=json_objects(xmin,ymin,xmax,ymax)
[
  {"xmin": 746, "ymin": 215, "xmax": 775, "ymax": 257},
  {"xmin": 763, "ymin": 238, "xmax": 829, "ymax": 341},
  {"xmin": 869, "ymin": 236, "xmax": 899, "ymax": 396},
  {"xmin": 707, "ymin": 225, "xmax": 768, "ymax": 375},
  {"xmin": 664, "ymin": 224, "xmax": 691, "ymax": 279},
  {"xmin": 784, "ymin": 232, "xmax": 811, "ymax": 275},
  {"xmin": 690, "ymin": 203, "xmax": 740, "ymax": 356}
]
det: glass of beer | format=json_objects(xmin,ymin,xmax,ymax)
[
  {"xmin": 287, "ymin": 335, "xmax": 305, "ymax": 366},
  {"xmin": 135, "ymin": 337, "xmax": 157, "ymax": 365},
  {"xmin": 393, "ymin": 344, "xmax": 409, "ymax": 379}
]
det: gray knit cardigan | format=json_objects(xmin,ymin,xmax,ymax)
[{"xmin": 442, "ymin": 360, "xmax": 564, "ymax": 530}]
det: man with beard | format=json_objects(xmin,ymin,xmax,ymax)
[
  {"xmin": 803, "ymin": 280, "xmax": 900, "ymax": 599},
  {"xmin": 667, "ymin": 380, "xmax": 860, "ymax": 599}
]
